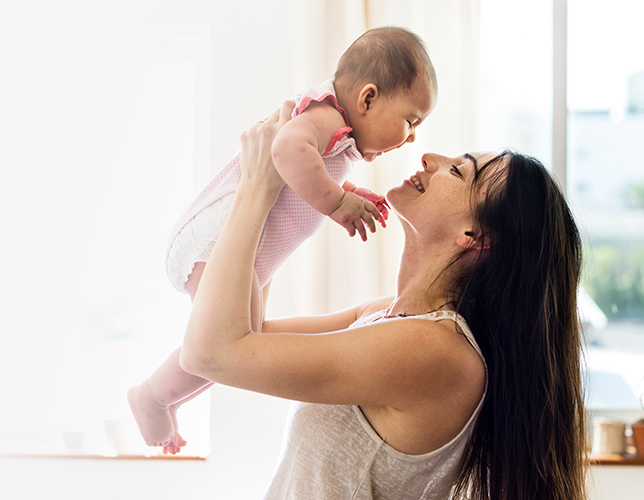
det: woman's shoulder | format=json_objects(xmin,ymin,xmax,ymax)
[
  {"xmin": 353, "ymin": 296, "xmax": 393, "ymax": 321},
  {"xmin": 384, "ymin": 313, "xmax": 486, "ymax": 405},
  {"xmin": 395, "ymin": 317, "xmax": 487, "ymax": 432},
  {"xmin": 352, "ymin": 303, "xmax": 485, "ymax": 388},
  {"xmin": 354, "ymin": 311, "xmax": 487, "ymax": 451}
]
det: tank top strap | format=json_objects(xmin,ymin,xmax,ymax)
[{"xmin": 417, "ymin": 310, "xmax": 485, "ymax": 362}]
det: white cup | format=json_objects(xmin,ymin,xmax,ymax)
[
  {"xmin": 592, "ymin": 418, "xmax": 626, "ymax": 455},
  {"xmin": 104, "ymin": 419, "xmax": 127, "ymax": 454}
]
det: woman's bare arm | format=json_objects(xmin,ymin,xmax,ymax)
[
  {"xmin": 261, "ymin": 296, "xmax": 394, "ymax": 334},
  {"xmin": 180, "ymin": 102, "xmax": 480, "ymax": 412}
]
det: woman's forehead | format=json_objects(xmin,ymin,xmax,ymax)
[
  {"xmin": 468, "ymin": 151, "xmax": 504, "ymax": 167},
  {"xmin": 471, "ymin": 151, "xmax": 508, "ymax": 172},
  {"xmin": 467, "ymin": 151, "xmax": 509, "ymax": 197}
]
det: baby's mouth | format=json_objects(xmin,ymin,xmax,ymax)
[{"xmin": 410, "ymin": 175, "xmax": 425, "ymax": 193}]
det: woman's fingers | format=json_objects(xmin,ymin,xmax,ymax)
[
  {"xmin": 238, "ymin": 100, "xmax": 294, "ymax": 196},
  {"xmin": 258, "ymin": 99, "xmax": 293, "ymax": 128},
  {"xmin": 279, "ymin": 99, "xmax": 295, "ymax": 124}
]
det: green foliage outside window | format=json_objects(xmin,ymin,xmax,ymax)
[
  {"xmin": 582, "ymin": 243, "xmax": 644, "ymax": 319},
  {"xmin": 624, "ymin": 181, "xmax": 644, "ymax": 209}
]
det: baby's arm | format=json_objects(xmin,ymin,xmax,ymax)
[{"xmin": 271, "ymin": 102, "xmax": 381, "ymax": 241}]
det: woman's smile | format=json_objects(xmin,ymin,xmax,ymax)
[{"xmin": 409, "ymin": 173, "xmax": 425, "ymax": 193}]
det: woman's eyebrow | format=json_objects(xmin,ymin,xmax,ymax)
[{"xmin": 463, "ymin": 153, "xmax": 479, "ymax": 174}]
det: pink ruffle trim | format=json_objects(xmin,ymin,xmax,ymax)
[
  {"xmin": 296, "ymin": 93, "xmax": 351, "ymax": 127},
  {"xmin": 297, "ymin": 92, "xmax": 354, "ymax": 158},
  {"xmin": 322, "ymin": 127, "xmax": 353, "ymax": 156}
]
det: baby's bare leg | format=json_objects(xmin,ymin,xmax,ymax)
[
  {"xmin": 128, "ymin": 263, "xmax": 212, "ymax": 448},
  {"xmin": 250, "ymin": 270, "xmax": 264, "ymax": 333},
  {"xmin": 161, "ymin": 268, "xmax": 263, "ymax": 453}
]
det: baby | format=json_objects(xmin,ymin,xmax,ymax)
[{"xmin": 128, "ymin": 26, "xmax": 437, "ymax": 453}]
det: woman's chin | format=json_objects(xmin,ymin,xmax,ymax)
[{"xmin": 384, "ymin": 185, "xmax": 405, "ymax": 212}]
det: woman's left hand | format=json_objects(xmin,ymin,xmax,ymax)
[{"xmin": 239, "ymin": 100, "xmax": 294, "ymax": 198}]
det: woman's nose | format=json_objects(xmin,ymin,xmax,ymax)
[
  {"xmin": 421, "ymin": 153, "xmax": 450, "ymax": 172},
  {"xmin": 421, "ymin": 153, "xmax": 438, "ymax": 172}
]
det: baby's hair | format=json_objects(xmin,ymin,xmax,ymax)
[{"xmin": 334, "ymin": 26, "xmax": 436, "ymax": 97}]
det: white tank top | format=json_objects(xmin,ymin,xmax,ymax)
[{"xmin": 262, "ymin": 310, "xmax": 488, "ymax": 500}]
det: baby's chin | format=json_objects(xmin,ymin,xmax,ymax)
[{"xmin": 361, "ymin": 151, "xmax": 382, "ymax": 162}]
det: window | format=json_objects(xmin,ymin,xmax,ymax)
[
  {"xmin": 478, "ymin": 0, "xmax": 553, "ymax": 163},
  {"xmin": 0, "ymin": 24, "xmax": 211, "ymax": 457},
  {"xmin": 479, "ymin": 0, "xmax": 644, "ymax": 422},
  {"xmin": 567, "ymin": 0, "xmax": 644, "ymax": 419}
]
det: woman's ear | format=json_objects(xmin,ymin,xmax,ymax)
[
  {"xmin": 356, "ymin": 83, "xmax": 379, "ymax": 115},
  {"xmin": 456, "ymin": 230, "xmax": 490, "ymax": 251}
]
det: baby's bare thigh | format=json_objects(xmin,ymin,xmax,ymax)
[{"xmin": 187, "ymin": 263, "xmax": 264, "ymax": 332}]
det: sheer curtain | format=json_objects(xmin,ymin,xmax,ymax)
[
  {"xmin": 0, "ymin": 0, "xmax": 482, "ymax": 497},
  {"xmin": 269, "ymin": 0, "xmax": 481, "ymax": 318}
]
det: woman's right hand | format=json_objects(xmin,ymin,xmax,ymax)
[{"xmin": 239, "ymin": 100, "xmax": 294, "ymax": 200}]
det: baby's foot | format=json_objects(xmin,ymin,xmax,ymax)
[
  {"xmin": 163, "ymin": 432, "xmax": 188, "ymax": 455},
  {"xmin": 162, "ymin": 405, "xmax": 187, "ymax": 455},
  {"xmin": 127, "ymin": 381, "xmax": 175, "ymax": 447}
]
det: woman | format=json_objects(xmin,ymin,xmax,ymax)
[{"xmin": 180, "ymin": 102, "xmax": 588, "ymax": 500}]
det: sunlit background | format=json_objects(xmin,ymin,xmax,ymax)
[{"xmin": 1, "ymin": 0, "xmax": 643, "ymax": 499}]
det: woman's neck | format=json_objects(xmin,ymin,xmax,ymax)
[{"xmin": 389, "ymin": 241, "xmax": 458, "ymax": 316}]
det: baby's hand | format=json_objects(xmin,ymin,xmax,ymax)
[
  {"xmin": 351, "ymin": 187, "xmax": 390, "ymax": 228},
  {"xmin": 328, "ymin": 191, "xmax": 381, "ymax": 241}
]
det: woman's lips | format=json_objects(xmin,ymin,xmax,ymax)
[{"xmin": 410, "ymin": 174, "xmax": 425, "ymax": 193}]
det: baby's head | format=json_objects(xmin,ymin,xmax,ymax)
[{"xmin": 334, "ymin": 27, "xmax": 437, "ymax": 162}]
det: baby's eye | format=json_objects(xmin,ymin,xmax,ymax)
[
  {"xmin": 407, "ymin": 120, "xmax": 413, "ymax": 127},
  {"xmin": 451, "ymin": 165, "xmax": 462, "ymax": 177}
]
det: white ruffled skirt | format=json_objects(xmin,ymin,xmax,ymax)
[{"xmin": 165, "ymin": 192, "xmax": 236, "ymax": 293}]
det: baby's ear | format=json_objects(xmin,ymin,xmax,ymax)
[{"xmin": 357, "ymin": 83, "xmax": 379, "ymax": 114}]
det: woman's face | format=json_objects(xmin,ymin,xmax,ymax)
[{"xmin": 387, "ymin": 151, "xmax": 503, "ymax": 241}]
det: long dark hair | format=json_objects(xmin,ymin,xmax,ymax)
[{"xmin": 449, "ymin": 151, "xmax": 588, "ymax": 500}]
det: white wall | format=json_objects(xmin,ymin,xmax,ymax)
[
  {"xmin": 1, "ymin": 1, "xmax": 299, "ymax": 498},
  {"xmin": 590, "ymin": 467, "xmax": 644, "ymax": 499}
]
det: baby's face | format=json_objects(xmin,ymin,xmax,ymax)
[{"xmin": 352, "ymin": 78, "xmax": 435, "ymax": 162}]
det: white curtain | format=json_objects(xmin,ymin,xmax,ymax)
[
  {"xmin": 0, "ymin": 1, "xmax": 482, "ymax": 497},
  {"xmin": 268, "ymin": 0, "xmax": 481, "ymax": 318}
]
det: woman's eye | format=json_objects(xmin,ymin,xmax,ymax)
[{"xmin": 451, "ymin": 165, "xmax": 462, "ymax": 177}]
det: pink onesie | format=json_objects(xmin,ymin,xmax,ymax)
[{"xmin": 166, "ymin": 80, "xmax": 363, "ymax": 292}]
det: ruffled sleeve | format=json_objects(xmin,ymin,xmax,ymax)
[{"xmin": 292, "ymin": 80, "xmax": 362, "ymax": 162}]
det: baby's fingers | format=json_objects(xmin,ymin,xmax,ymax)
[
  {"xmin": 364, "ymin": 201, "xmax": 381, "ymax": 225},
  {"xmin": 354, "ymin": 218, "xmax": 368, "ymax": 242},
  {"xmin": 362, "ymin": 210, "xmax": 377, "ymax": 234}
]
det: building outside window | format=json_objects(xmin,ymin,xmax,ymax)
[{"xmin": 479, "ymin": 0, "xmax": 644, "ymax": 426}]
